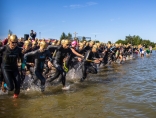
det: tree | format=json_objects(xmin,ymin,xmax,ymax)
[
  {"xmin": 108, "ymin": 41, "xmax": 111, "ymax": 44},
  {"xmin": 95, "ymin": 40, "xmax": 100, "ymax": 43},
  {"xmin": 115, "ymin": 35, "xmax": 155, "ymax": 48},
  {"xmin": 115, "ymin": 39, "xmax": 125, "ymax": 44},
  {"xmin": 67, "ymin": 33, "xmax": 72, "ymax": 40},
  {"xmin": 60, "ymin": 32, "xmax": 67, "ymax": 40},
  {"xmin": 82, "ymin": 36, "xmax": 86, "ymax": 41},
  {"xmin": 150, "ymin": 42, "xmax": 155, "ymax": 48}
]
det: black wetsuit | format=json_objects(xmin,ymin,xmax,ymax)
[
  {"xmin": 0, "ymin": 51, "xmax": 3, "ymax": 85},
  {"xmin": 47, "ymin": 45, "xmax": 58, "ymax": 54},
  {"xmin": 23, "ymin": 49, "xmax": 52, "ymax": 91},
  {"xmin": 21, "ymin": 48, "xmax": 32, "ymax": 84},
  {"xmin": 101, "ymin": 47, "xmax": 109, "ymax": 65},
  {"xmin": 84, "ymin": 45, "xmax": 92, "ymax": 52},
  {"xmin": 18, "ymin": 42, "xmax": 24, "ymax": 48},
  {"xmin": 44, "ymin": 45, "xmax": 58, "ymax": 75},
  {"xmin": 68, "ymin": 47, "xmax": 80, "ymax": 69},
  {"xmin": 0, "ymin": 45, "xmax": 23, "ymax": 95},
  {"xmin": 72, "ymin": 48, "xmax": 86, "ymax": 69},
  {"xmin": 81, "ymin": 50, "xmax": 99, "ymax": 81},
  {"xmin": 47, "ymin": 46, "xmax": 73, "ymax": 86},
  {"xmin": 31, "ymin": 46, "xmax": 39, "ymax": 51}
]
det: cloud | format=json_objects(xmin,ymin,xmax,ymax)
[
  {"xmin": 86, "ymin": 2, "xmax": 97, "ymax": 6},
  {"xmin": 69, "ymin": 4, "xmax": 84, "ymax": 9},
  {"xmin": 110, "ymin": 19, "xmax": 114, "ymax": 21},
  {"xmin": 64, "ymin": 2, "xmax": 98, "ymax": 9}
]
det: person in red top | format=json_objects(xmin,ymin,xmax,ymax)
[
  {"xmin": 2, "ymin": 34, "xmax": 11, "ymax": 45},
  {"xmin": 3, "ymin": 38, "xmax": 8, "ymax": 45}
]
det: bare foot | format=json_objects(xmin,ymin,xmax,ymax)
[
  {"xmin": 62, "ymin": 85, "xmax": 70, "ymax": 90},
  {"xmin": 27, "ymin": 88, "xmax": 30, "ymax": 91},
  {"xmin": 1, "ymin": 86, "xmax": 6, "ymax": 92}
]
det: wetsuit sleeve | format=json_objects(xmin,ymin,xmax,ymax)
[
  {"xmin": 84, "ymin": 50, "xmax": 91, "ymax": 60},
  {"xmin": 46, "ymin": 50, "xmax": 53, "ymax": 62},
  {"xmin": 110, "ymin": 47, "xmax": 115, "ymax": 52},
  {"xmin": 22, "ymin": 50, "xmax": 37, "ymax": 69},
  {"xmin": 94, "ymin": 52, "xmax": 100, "ymax": 59},
  {"xmin": 55, "ymin": 50, "xmax": 61, "ymax": 63},
  {"xmin": 24, "ymin": 50, "xmax": 37, "ymax": 60},
  {"xmin": 0, "ymin": 46, "xmax": 5, "ymax": 53},
  {"xmin": 19, "ymin": 47, "xmax": 23, "ymax": 60},
  {"xmin": 47, "ymin": 45, "xmax": 58, "ymax": 51}
]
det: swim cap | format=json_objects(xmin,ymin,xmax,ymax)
[
  {"xmin": 71, "ymin": 41, "xmax": 77, "ymax": 47},
  {"xmin": 9, "ymin": 34, "xmax": 18, "ymax": 42},
  {"xmin": 40, "ymin": 41, "xmax": 48, "ymax": 50}
]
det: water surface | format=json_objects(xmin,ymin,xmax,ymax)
[{"xmin": 0, "ymin": 52, "xmax": 156, "ymax": 118}]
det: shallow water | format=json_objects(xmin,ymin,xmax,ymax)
[{"xmin": 0, "ymin": 52, "xmax": 156, "ymax": 118}]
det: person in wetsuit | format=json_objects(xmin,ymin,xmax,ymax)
[
  {"xmin": 0, "ymin": 35, "xmax": 23, "ymax": 98},
  {"xmin": 22, "ymin": 41, "xmax": 53, "ymax": 92},
  {"xmin": 18, "ymin": 38, "xmax": 24, "ymax": 47},
  {"xmin": 47, "ymin": 39, "xmax": 74, "ymax": 90},
  {"xmin": 69, "ymin": 40, "xmax": 84, "ymax": 69},
  {"xmin": 20, "ymin": 41, "xmax": 32, "ymax": 85},
  {"xmin": 0, "ymin": 41, "xmax": 4, "ymax": 91},
  {"xmin": 84, "ymin": 40, "xmax": 95, "ymax": 52},
  {"xmin": 43, "ymin": 44, "xmax": 58, "ymax": 76},
  {"xmin": 80, "ymin": 44, "xmax": 102, "ymax": 82},
  {"xmin": 31, "ymin": 41, "xmax": 39, "ymax": 51}
]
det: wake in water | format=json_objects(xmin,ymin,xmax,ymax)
[{"xmin": 0, "ymin": 53, "xmax": 138, "ymax": 95}]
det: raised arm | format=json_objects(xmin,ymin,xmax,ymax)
[
  {"xmin": 21, "ymin": 50, "xmax": 37, "ymax": 69},
  {"xmin": 24, "ymin": 50, "xmax": 37, "ymax": 60},
  {"xmin": 70, "ymin": 48, "xmax": 84, "ymax": 58}
]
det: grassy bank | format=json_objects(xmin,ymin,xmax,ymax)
[
  {"xmin": 153, "ymin": 47, "xmax": 156, "ymax": 50},
  {"xmin": 144, "ymin": 47, "xmax": 156, "ymax": 50}
]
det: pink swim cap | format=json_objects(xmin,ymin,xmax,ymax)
[{"xmin": 71, "ymin": 41, "xmax": 77, "ymax": 47}]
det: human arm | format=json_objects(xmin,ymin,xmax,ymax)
[
  {"xmin": 0, "ymin": 46, "xmax": 5, "ymax": 53},
  {"xmin": 21, "ymin": 50, "xmax": 37, "ymax": 69},
  {"xmin": 70, "ymin": 48, "xmax": 84, "ymax": 58}
]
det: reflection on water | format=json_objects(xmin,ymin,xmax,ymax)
[{"xmin": 0, "ymin": 52, "xmax": 156, "ymax": 118}]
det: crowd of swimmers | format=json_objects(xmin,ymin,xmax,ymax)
[{"xmin": 0, "ymin": 34, "xmax": 153, "ymax": 98}]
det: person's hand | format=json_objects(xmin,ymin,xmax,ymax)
[
  {"xmin": 22, "ymin": 70, "xmax": 26, "ymax": 75},
  {"xmin": 78, "ymin": 57, "xmax": 82, "ymax": 62},
  {"xmin": 48, "ymin": 61, "xmax": 53, "ymax": 68},
  {"xmin": 99, "ymin": 58, "xmax": 103, "ymax": 61},
  {"xmin": 29, "ymin": 63, "xmax": 34, "ymax": 67},
  {"xmin": 94, "ymin": 59, "xmax": 100, "ymax": 64}
]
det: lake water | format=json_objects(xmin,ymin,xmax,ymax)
[{"xmin": 0, "ymin": 52, "xmax": 156, "ymax": 118}]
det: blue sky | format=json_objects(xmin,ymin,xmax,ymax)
[{"xmin": 0, "ymin": 0, "xmax": 156, "ymax": 43}]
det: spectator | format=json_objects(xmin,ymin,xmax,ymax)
[
  {"xmin": 3, "ymin": 34, "xmax": 10, "ymax": 45},
  {"xmin": 30, "ymin": 30, "xmax": 36, "ymax": 40}
]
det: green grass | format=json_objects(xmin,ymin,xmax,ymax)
[
  {"xmin": 152, "ymin": 47, "xmax": 156, "ymax": 50},
  {"xmin": 144, "ymin": 47, "xmax": 156, "ymax": 50}
]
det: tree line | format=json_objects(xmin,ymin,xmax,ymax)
[
  {"xmin": 115, "ymin": 35, "xmax": 155, "ymax": 48},
  {"xmin": 7, "ymin": 30, "xmax": 155, "ymax": 48},
  {"xmin": 60, "ymin": 32, "xmax": 87, "ymax": 41},
  {"xmin": 60, "ymin": 33, "xmax": 155, "ymax": 48}
]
